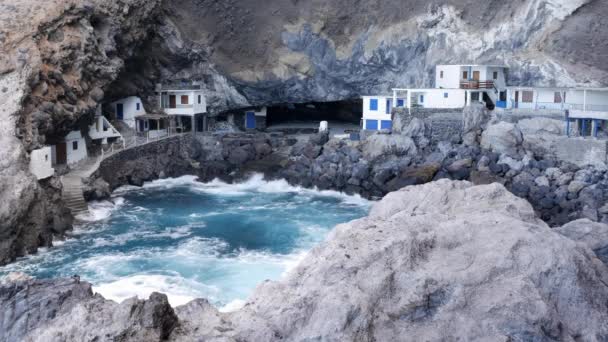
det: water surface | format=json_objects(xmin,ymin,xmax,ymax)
[{"xmin": 0, "ymin": 175, "xmax": 370, "ymax": 310}]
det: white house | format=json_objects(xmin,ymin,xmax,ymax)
[
  {"xmin": 111, "ymin": 96, "xmax": 145, "ymax": 129},
  {"xmin": 156, "ymin": 83, "xmax": 207, "ymax": 133},
  {"xmin": 89, "ymin": 111, "xmax": 122, "ymax": 145},
  {"xmin": 244, "ymin": 107, "xmax": 267, "ymax": 130},
  {"xmin": 564, "ymin": 88, "xmax": 608, "ymax": 138},
  {"xmin": 51, "ymin": 130, "xmax": 87, "ymax": 166},
  {"xmin": 361, "ymin": 96, "xmax": 394, "ymax": 130},
  {"xmin": 362, "ymin": 64, "xmax": 509, "ymax": 131},
  {"xmin": 29, "ymin": 147, "xmax": 54, "ymax": 180}
]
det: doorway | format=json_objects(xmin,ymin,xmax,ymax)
[
  {"xmin": 116, "ymin": 103, "xmax": 124, "ymax": 120},
  {"xmin": 169, "ymin": 95, "xmax": 177, "ymax": 109},
  {"xmin": 473, "ymin": 71, "xmax": 480, "ymax": 81},
  {"xmin": 56, "ymin": 142, "xmax": 67, "ymax": 165}
]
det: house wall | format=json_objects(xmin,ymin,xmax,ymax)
[
  {"xmin": 161, "ymin": 90, "xmax": 207, "ymax": 116},
  {"xmin": 29, "ymin": 147, "xmax": 54, "ymax": 180},
  {"xmin": 362, "ymin": 96, "xmax": 393, "ymax": 130},
  {"xmin": 111, "ymin": 96, "xmax": 145, "ymax": 129},
  {"xmin": 435, "ymin": 65, "xmax": 461, "ymax": 89},
  {"xmin": 65, "ymin": 130, "xmax": 88, "ymax": 165},
  {"xmin": 567, "ymin": 90, "xmax": 608, "ymax": 111},
  {"xmin": 418, "ymin": 89, "xmax": 466, "ymax": 109}
]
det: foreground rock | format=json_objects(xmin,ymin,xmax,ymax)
[{"xmin": 3, "ymin": 180, "xmax": 608, "ymax": 341}]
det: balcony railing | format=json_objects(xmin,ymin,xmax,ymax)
[
  {"xmin": 566, "ymin": 104, "xmax": 608, "ymax": 112},
  {"xmin": 460, "ymin": 80, "xmax": 495, "ymax": 89},
  {"xmin": 162, "ymin": 104, "xmax": 194, "ymax": 109}
]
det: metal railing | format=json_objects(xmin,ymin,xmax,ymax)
[
  {"xmin": 566, "ymin": 104, "xmax": 608, "ymax": 112},
  {"xmin": 460, "ymin": 80, "xmax": 495, "ymax": 89}
]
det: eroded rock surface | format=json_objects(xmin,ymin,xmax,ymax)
[{"xmin": 3, "ymin": 180, "xmax": 608, "ymax": 341}]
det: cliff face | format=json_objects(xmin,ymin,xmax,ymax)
[
  {"xmin": 0, "ymin": 0, "xmax": 162, "ymax": 264},
  {"xmin": 141, "ymin": 0, "xmax": 608, "ymax": 112}
]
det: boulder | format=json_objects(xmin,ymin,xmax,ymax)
[
  {"xmin": 480, "ymin": 122, "xmax": 523, "ymax": 155},
  {"xmin": 556, "ymin": 219, "xmax": 608, "ymax": 264},
  {"xmin": 362, "ymin": 134, "xmax": 417, "ymax": 160},
  {"xmin": 462, "ymin": 103, "xmax": 490, "ymax": 133},
  {"xmin": 226, "ymin": 180, "xmax": 608, "ymax": 341}
]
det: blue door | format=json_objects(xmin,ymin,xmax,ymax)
[
  {"xmin": 246, "ymin": 112, "xmax": 256, "ymax": 129},
  {"xmin": 139, "ymin": 120, "xmax": 145, "ymax": 132},
  {"xmin": 386, "ymin": 99, "xmax": 392, "ymax": 114},
  {"xmin": 116, "ymin": 103, "xmax": 124, "ymax": 120},
  {"xmin": 397, "ymin": 99, "xmax": 405, "ymax": 107},
  {"xmin": 365, "ymin": 120, "xmax": 378, "ymax": 130},
  {"xmin": 381, "ymin": 120, "xmax": 392, "ymax": 130},
  {"xmin": 419, "ymin": 95, "xmax": 424, "ymax": 103}
]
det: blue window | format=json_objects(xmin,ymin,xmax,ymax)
[
  {"xmin": 136, "ymin": 103, "xmax": 140, "ymax": 110},
  {"xmin": 246, "ymin": 111, "xmax": 256, "ymax": 129},
  {"xmin": 381, "ymin": 120, "xmax": 392, "ymax": 130},
  {"xmin": 365, "ymin": 120, "xmax": 378, "ymax": 130},
  {"xmin": 198, "ymin": 95, "xmax": 202, "ymax": 104},
  {"xmin": 444, "ymin": 93, "xmax": 448, "ymax": 98},
  {"xmin": 386, "ymin": 99, "xmax": 392, "ymax": 114},
  {"xmin": 369, "ymin": 99, "xmax": 378, "ymax": 111},
  {"xmin": 397, "ymin": 99, "xmax": 405, "ymax": 107},
  {"xmin": 420, "ymin": 95, "xmax": 424, "ymax": 103}
]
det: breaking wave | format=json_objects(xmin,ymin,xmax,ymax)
[{"xmin": 0, "ymin": 174, "xmax": 370, "ymax": 309}]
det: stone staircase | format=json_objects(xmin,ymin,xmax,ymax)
[
  {"xmin": 61, "ymin": 175, "xmax": 89, "ymax": 217},
  {"xmin": 60, "ymin": 156, "xmax": 102, "ymax": 218}
]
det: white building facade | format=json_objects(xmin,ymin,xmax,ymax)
[
  {"xmin": 29, "ymin": 147, "xmax": 54, "ymax": 180},
  {"xmin": 51, "ymin": 130, "xmax": 88, "ymax": 166},
  {"xmin": 157, "ymin": 84, "xmax": 208, "ymax": 133},
  {"xmin": 111, "ymin": 96, "xmax": 145, "ymax": 129}
]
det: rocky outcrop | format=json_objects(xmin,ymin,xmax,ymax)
[
  {"xmin": 0, "ymin": 0, "xmax": 162, "ymax": 265},
  {"xmin": 0, "ymin": 276, "xmax": 178, "ymax": 342},
  {"xmin": 3, "ymin": 180, "xmax": 608, "ymax": 341}
]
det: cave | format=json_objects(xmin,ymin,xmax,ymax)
[{"xmin": 265, "ymin": 100, "xmax": 362, "ymax": 134}]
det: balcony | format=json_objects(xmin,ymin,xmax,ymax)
[{"xmin": 460, "ymin": 80, "xmax": 495, "ymax": 89}]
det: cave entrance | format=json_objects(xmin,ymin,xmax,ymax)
[{"xmin": 265, "ymin": 100, "xmax": 362, "ymax": 135}]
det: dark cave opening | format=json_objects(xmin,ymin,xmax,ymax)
[{"xmin": 265, "ymin": 100, "xmax": 362, "ymax": 127}]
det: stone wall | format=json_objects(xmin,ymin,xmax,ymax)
[{"xmin": 393, "ymin": 108, "xmax": 463, "ymax": 143}]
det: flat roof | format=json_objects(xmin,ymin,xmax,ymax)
[{"xmin": 437, "ymin": 64, "xmax": 508, "ymax": 68}]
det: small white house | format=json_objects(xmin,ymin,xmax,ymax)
[
  {"xmin": 361, "ymin": 96, "xmax": 394, "ymax": 130},
  {"xmin": 29, "ymin": 147, "xmax": 54, "ymax": 180},
  {"xmin": 156, "ymin": 83, "xmax": 207, "ymax": 133},
  {"xmin": 111, "ymin": 96, "xmax": 145, "ymax": 129},
  {"xmin": 51, "ymin": 130, "xmax": 87, "ymax": 166}
]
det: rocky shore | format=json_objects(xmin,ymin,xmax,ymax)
[{"xmin": 3, "ymin": 180, "xmax": 608, "ymax": 341}]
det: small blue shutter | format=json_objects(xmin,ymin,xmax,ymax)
[
  {"xmin": 136, "ymin": 103, "xmax": 140, "ymax": 110},
  {"xmin": 420, "ymin": 95, "xmax": 424, "ymax": 103},
  {"xmin": 369, "ymin": 99, "xmax": 378, "ymax": 111},
  {"xmin": 366, "ymin": 120, "xmax": 378, "ymax": 130},
  {"xmin": 397, "ymin": 99, "xmax": 405, "ymax": 107},
  {"xmin": 444, "ymin": 93, "xmax": 448, "ymax": 98},
  {"xmin": 381, "ymin": 120, "xmax": 392, "ymax": 130},
  {"xmin": 246, "ymin": 112, "xmax": 256, "ymax": 129},
  {"xmin": 386, "ymin": 99, "xmax": 392, "ymax": 114}
]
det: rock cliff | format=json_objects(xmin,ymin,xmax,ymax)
[{"xmin": 2, "ymin": 180, "xmax": 608, "ymax": 341}]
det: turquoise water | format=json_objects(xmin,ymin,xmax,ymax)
[{"xmin": 0, "ymin": 175, "xmax": 370, "ymax": 310}]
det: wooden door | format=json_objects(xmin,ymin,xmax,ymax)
[
  {"xmin": 56, "ymin": 143, "xmax": 67, "ymax": 165},
  {"xmin": 169, "ymin": 95, "xmax": 176, "ymax": 108},
  {"xmin": 473, "ymin": 71, "xmax": 480, "ymax": 81}
]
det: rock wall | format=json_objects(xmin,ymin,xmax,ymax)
[
  {"xmin": 0, "ymin": 0, "xmax": 162, "ymax": 265},
  {"xmin": 3, "ymin": 180, "xmax": 608, "ymax": 341}
]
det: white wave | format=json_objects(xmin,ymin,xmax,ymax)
[
  {"xmin": 112, "ymin": 174, "xmax": 371, "ymax": 207},
  {"xmin": 93, "ymin": 274, "xmax": 218, "ymax": 307},
  {"xmin": 219, "ymin": 299, "xmax": 246, "ymax": 312},
  {"xmin": 76, "ymin": 197, "xmax": 126, "ymax": 222}
]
